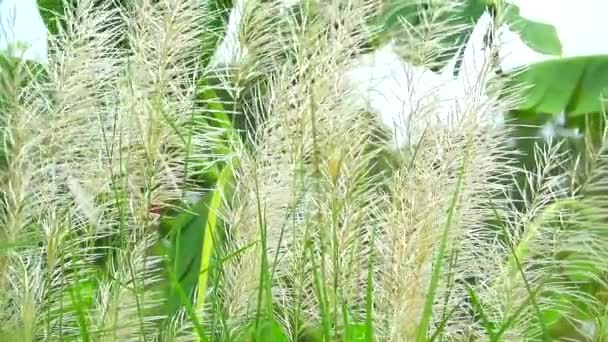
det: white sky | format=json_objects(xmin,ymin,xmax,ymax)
[{"xmin": 0, "ymin": 0, "xmax": 47, "ymax": 63}]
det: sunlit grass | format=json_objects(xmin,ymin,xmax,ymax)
[{"xmin": 1, "ymin": 1, "xmax": 608, "ymax": 341}]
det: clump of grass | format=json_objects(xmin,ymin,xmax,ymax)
[
  {"xmin": 209, "ymin": 1, "xmax": 382, "ymax": 339},
  {"xmin": 0, "ymin": 0, "xmax": 219, "ymax": 340},
  {"xmin": 2, "ymin": 1, "xmax": 608, "ymax": 341}
]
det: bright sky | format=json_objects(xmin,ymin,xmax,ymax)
[
  {"xmin": 506, "ymin": 0, "xmax": 608, "ymax": 57},
  {"xmin": 0, "ymin": 0, "xmax": 47, "ymax": 63}
]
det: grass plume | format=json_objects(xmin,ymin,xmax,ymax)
[{"xmin": 2, "ymin": 1, "xmax": 608, "ymax": 341}]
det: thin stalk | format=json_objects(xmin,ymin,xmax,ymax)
[{"xmin": 415, "ymin": 140, "xmax": 472, "ymax": 342}]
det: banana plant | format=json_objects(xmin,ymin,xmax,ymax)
[{"xmin": 490, "ymin": 0, "xmax": 608, "ymax": 120}]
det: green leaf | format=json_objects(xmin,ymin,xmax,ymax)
[
  {"xmin": 157, "ymin": 0, "xmax": 240, "ymax": 313},
  {"xmin": 503, "ymin": 4, "xmax": 562, "ymax": 56},
  {"xmin": 37, "ymin": 0, "xmax": 69, "ymax": 35},
  {"xmin": 195, "ymin": 162, "xmax": 235, "ymax": 311},
  {"xmin": 191, "ymin": 75, "xmax": 240, "ymax": 318},
  {"xmin": 466, "ymin": 285, "xmax": 496, "ymax": 339},
  {"xmin": 382, "ymin": 0, "xmax": 486, "ymax": 30},
  {"xmin": 200, "ymin": 0, "xmax": 233, "ymax": 68},
  {"xmin": 505, "ymin": 55, "xmax": 608, "ymax": 116},
  {"xmin": 234, "ymin": 318, "xmax": 289, "ymax": 342},
  {"xmin": 299, "ymin": 327, "xmax": 323, "ymax": 342},
  {"xmin": 493, "ymin": 285, "xmax": 544, "ymax": 341},
  {"xmin": 379, "ymin": 0, "xmax": 488, "ymax": 67},
  {"xmin": 562, "ymin": 253, "xmax": 602, "ymax": 284},
  {"xmin": 255, "ymin": 319, "xmax": 289, "ymax": 342},
  {"xmin": 346, "ymin": 323, "xmax": 371, "ymax": 341},
  {"xmin": 539, "ymin": 293, "xmax": 594, "ymax": 340},
  {"xmin": 161, "ymin": 194, "xmax": 214, "ymax": 315}
]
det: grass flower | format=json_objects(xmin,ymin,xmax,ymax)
[
  {"xmin": 345, "ymin": 8, "xmax": 503, "ymax": 150},
  {"xmin": 1, "ymin": 1, "xmax": 608, "ymax": 341}
]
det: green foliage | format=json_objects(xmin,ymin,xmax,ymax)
[
  {"xmin": 156, "ymin": 0, "xmax": 237, "ymax": 319},
  {"xmin": 161, "ymin": 194, "xmax": 215, "ymax": 315},
  {"xmin": 379, "ymin": 0, "xmax": 488, "ymax": 67},
  {"xmin": 506, "ymin": 55, "xmax": 608, "ymax": 116},
  {"xmin": 201, "ymin": 0, "xmax": 233, "ymax": 67},
  {"xmin": 502, "ymin": 3, "xmax": 562, "ymax": 56},
  {"xmin": 382, "ymin": 0, "xmax": 487, "ymax": 36},
  {"xmin": 37, "ymin": 0, "xmax": 70, "ymax": 34},
  {"xmin": 234, "ymin": 318, "xmax": 289, "ymax": 342}
]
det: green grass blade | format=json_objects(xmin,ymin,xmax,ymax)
[
  {"xmin": 466, "ymin": 285, "xmax": 496, "ymax": 340},
  {"xmin": 493, "ymin": 283, "xmax": 544, "ymax": 341},
  {"xmin": 195, "ymin": 163, "xmax": 234, "ymax": 312},
  {"xmin": 415, "ymin": 144, "xmax": 470, "ymax": 342},
  {"xmin": 364, "ymin": 228, "xmax": 375, "ymax": 342},
  {"xmin": 428, "ymin": 297, "xmax": 467, "ymax": 342},
  {"xmin": 497, "ymin": 209, "xmax": 549, "ymax": 339}
]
